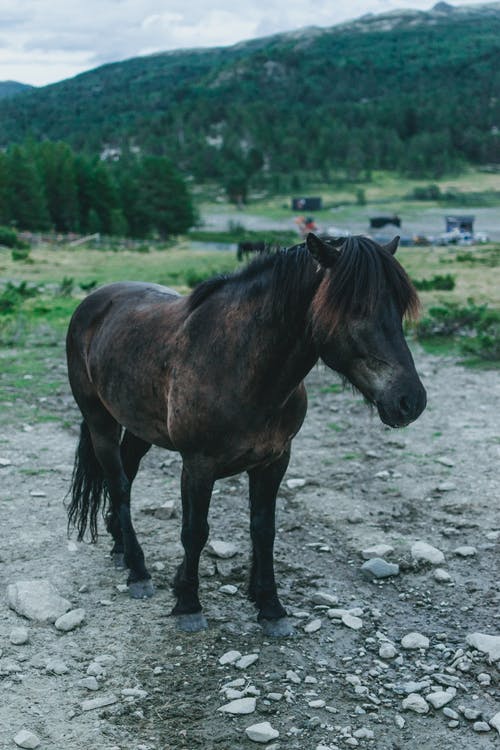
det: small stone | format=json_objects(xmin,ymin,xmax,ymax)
[
  {"xmin": 87, "ymin": 661, "xmax": 106, "ymax": 677},
  {"xmin": 219, "ymin": 584, "xmax": 238, "ymax": 595},
  {"xmin": 473, "ymin": 722, "xmax": 491, "ymax": 733},
  {"xmin": 401, "ymin": 632, "xmax": 429, "ymax": 650},
  {"xmin": 14, "ymin": 730, "xmax": 40, "ymax": 749},
  {"xmin": 0, "ymin": 457, "xmax": 12, "ymax": 467},
  {"xmin": 379, "ymin": 642, "xmax": 397, "ymax": 659},
  {"xmin": 152, "ymin": 500, "xmax": 176, "ymax": 519},
  {"xmin": 436, "ymin": 481, "xmax": 456, "ymax": 492},
  {"xmin": 477, "ymin": 672, "xmax": 491, "ymax": 686},
  {"xmin": 327, "ymin": 608, "xmax": 350, "ymax": 619},
  {"xmin": 394, "ymin": 715, "xmax": 405, "ymax": 728},
  {"xmin": 433, "ymin": 568, "xmax": 451, "ymax": 582},
  {"xmin": 402, "ymin": 693, "xmax": 429, "ymax": 714},
  {"xmin": 286, "ymin": 670, "xmax": 301, "ymax": 684},
  {"xmin": 311, "ymin": 592, "xmax": 339, "ymax": 606},
  {"xmin": 219, "ymin": 650, "xmax": 241, "ymax": 665},
  {"xmin": 219, "ymin": 697, "xmax": 256, "ymax": 715},
  {"xmin": 466, "ymin": 632, "xmax": 500, "ymax": 662},
  {"xmin": 79, "ymin": 676, "xmax": 99, "ymax": 691},
  {"xmin": 286, "ymin": 478, "xmax": 306, "ymax": 489},
  {"xmin": 436, "ymin": 456, "xmax": 454, "ymax": 467},
  {"xmin": 342, "ymin": 613, "xmax": 363, "ymax": 630},
  {"xmin": 7, "ymin": 580, "xmax": 71, "ymax": 622},
  {"xmin": 361, "ymin": 558, "xmax": 399, "ymax": 579},
  {"xmin": 245, "ymin": 721, "xmax": 279, "ymax": 743},
  {"xmin": 304, "ymin": 618, "xmax": 322, "ymax": 633},
  {"xmin": 152, "ymin": 561, "xmax": 165, "ymax": 571},
  {"xmin": 54, "ymin": 608, "xmax": 85, "ymax": 632},
  {"xmin": 235, "ymin": 653, "xmax": 259, "ymax": 669},
  {"xmin": 267, "ymin": 692, "xmax": 282, "ymax": 701},
  {"xmin": 122, "ymin": 687, "xmax": 148, "ymax": 699},
  {"xmin": 463, "ymin": 708, "xmax": 482, "ymax": 721},
  {"xmin": 411, "ymin": 541, "xmax": 445, "ymax": 565},
  {"xmin": 10, "ymin": 626, "xmax": 29, "ymax": 645},
  {"xmin": 490, "ymin": 712, "xmax": 500, "ymax": 734},
  {"xmin": 454, "ymin": 546, "xmax": 477, "ymax": 557},
  {"xmin": 30, "ymin": 490, "xmax": 47, "ymax": 498},
  {"xmin": 46, "ymin": 658, "xmax": 69, "ymax": 675},
  {"xmin": 206, "ymin": 540, "xmax": 239, "ymax": 558},
  {"xmin": 443, "ymin": 708, "xmax": 459, "ymax": 720},
  {"xmin": 304, "ymin": 676, "xmax": 318, "ymax": 684},
  {"xmin": 448, "ymin": 720, "xmax": 459, "ymax": 728},
  {"xmin": 308, "ymin": 699, "xmax": 326, "ymax": 708},
  {"xmin": 353, "ymin": 728, "xmax": 374, "ymax": 739},
  {"xmin": 361, "ymin": 544, "xmax": 394, "ymax": 559},
  {"xmin": 426, "ymin": 689, "xmax": 456, "ymax": 709},
  {"xmin": 81, "ymin": 693, "xmax": 119, "ymax": 711}
]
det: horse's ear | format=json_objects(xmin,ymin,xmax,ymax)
[
  {"xmin": 306, "ymin": 233, "xmax": 341, "ymax": 267},
  {"xmin": 383, "ymin": 236, "xmax": 400, "ymax": 255}
]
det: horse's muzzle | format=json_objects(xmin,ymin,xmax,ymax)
[{"xmin": 376, "ymin": 383, "xmax": 427, "ymax": 428}]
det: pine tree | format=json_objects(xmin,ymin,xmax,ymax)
[{"xmin": 6, "ymin": 146, "xmax": 50, "ymax": 230}]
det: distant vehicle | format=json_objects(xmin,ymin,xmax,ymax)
[
  {"xmin": 370, "ymin": 215, "xmax": 401, "ymax": 229},
  {"xmin": 291, "ymin": 197, "xmax": 323, "ymax": 211}
]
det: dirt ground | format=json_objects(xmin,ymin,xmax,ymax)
[{"xmin": 0, "ymin": 348, "xmax": 499, "ymax": 750}]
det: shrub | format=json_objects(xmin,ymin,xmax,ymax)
[
  {"xmin": 412, "ymin": 274, "xmax": 455, "ymax": 291},
  {"xmin": 0, "ymin": 281, "xmax": 39, "ymax": 314}
]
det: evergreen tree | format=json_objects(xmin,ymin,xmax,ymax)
[
  {"xmin": 37, "ymin": 141, "xmax": 79, "ymax": 231},
  {"xmin": 6, "ymin": 146, "xmax": 49, "ymax": 230},
  {"xmin": 133, "ymin": 157, "xmax": 195, "ymax": 238}
]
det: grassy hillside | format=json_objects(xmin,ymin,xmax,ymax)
[{"xmin": 0, "ymin": 3, "xmax": 499, "ymax": 185}]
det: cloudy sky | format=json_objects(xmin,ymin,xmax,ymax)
[{"xmin": 0, "ymin": 0, "xmax": 490, "ymax": 86}]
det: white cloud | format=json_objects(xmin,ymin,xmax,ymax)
[{"xmin": 0, "ymin": 0, "xmax": 492, "ymax": 86}]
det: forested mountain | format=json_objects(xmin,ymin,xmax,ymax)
[
  {"xmin": 0, "ymin": 81, "xmax": 34, "ymax": 100},
  {"xmin": 0, "ymin": 2, "xmax": 499, "ymax": 189}
]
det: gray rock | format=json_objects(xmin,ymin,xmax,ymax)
[
  {"xmin": 286, "ymin": 478, "xmax": 306, "ymax": 489},
  {"xmin": 402, "ymin": 693, "xmax": 429, "ymax": 714},
  {"xmin": 81, "ymin": 694, "xmax": 119, "ymax": 711},
  {"xmin": 361, "ymin": 558, "xmax": 399, "ymax": 579},
  {"xmin": 433, "ymin": 568, "xmax": 452, "ymax": 583},
  {"xmin": 490, "ymin": 712, "xmax": 500, "ymax": 735},
  {"xmin": 436, "ymin": 481, "xmax": 456, "ymax": 492},
  {"xmin": 235, "ymin": 653, "xmax": 259, "ymax": 669},
  {"xmin": 466, "ymin": 632, "xmax": 500, "ymax": 662},
  {"xmin": 361, "ymin": 543, "xmax": 394, "ymax": 559},
  {"xmin": 79, "ymin": 676, "xmax": 99, "ymax": 691},
  {"xmin": 443, "ymin": 707, "xmax": 459, "ymax": 719},
  {"xmin": 473, "ymin": 722, "xmax": 491, "ymax": 733},
  {"xmin": 411, "ymin": 541, "xmax": 445, "ymax": 565},
  {"xmin": 379, "ymin": 642, "xmax": 397, "ymax": 659},
  {"xmin": 206, "ymin": 540, "xmax": 238, "ymax": 558},
  {"xmin": 54, "ymin": 608, "xmax": 85, "ymax": 632},
  {"xmin": 436, "ymin": 456, "xmax": 454, "ymax": 467},
  {"xmin": 304, "ymin": 618, "xmax": 322, "ymax": 633},
  {"xmin": 7, "ymin": 580, "xmax": 71, "ymax": 622},
  {"xmin": 426, "ymin": 689, "xmax": 456, "ymax": 709},
  {"xmin": 218, "ymin": 697, "xmax": 256, "ymax": 715},
  {"xmin": 463, "ymin": 708, "xmax": 482, "ymax": 721},
  {"xmin": 14, "ymin": 730, "xmax": 40, "ymax": 749},
  {"xmin": 311, "ymin": 592, "xmax": 339, "ymax": 606},
  {"xmin": 10, "ymin": 626, "xmax": 29, "ymax": 645},
  {"xmin": 46, "ymin": 658, "xmax": 69, "ymax": 675},
  {"xmin": 245, "ymin": 722, "xmax": 279, "ymax": 743},
  {"xmin": 219, "ymin": 650, "xmax": 241, "ymax": 665},
  {"xmin": 219, "ymin": 584, "xmax": 238, "ymax": 595},
  {"xmin": 401, "ymin": 632, "xmax": 429, "ymax": 650},
  {"xmin": 342, "ymin": 613, "xmax": 363, "ymax": 630},
  {"xmin": 454, "ymin": 546, "xmax": 477, "ymax": 557}
]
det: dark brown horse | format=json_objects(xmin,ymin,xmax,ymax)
[{"xmin": 66, "ymin": 233, "xmax": 426, "ymax": 636}]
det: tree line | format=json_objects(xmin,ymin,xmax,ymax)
[{"xmin": 0, "ymin": 141, "xmax": 195, "ymax": 237}]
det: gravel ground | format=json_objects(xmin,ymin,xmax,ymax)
[{"xmin": 1, "ymin": 349, "xmax": 499, "ymax": 750}]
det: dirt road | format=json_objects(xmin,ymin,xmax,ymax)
[{"xmin": 1, "ymin": 349, "xmax": 499, "ymax": 749}]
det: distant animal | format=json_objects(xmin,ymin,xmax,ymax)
[
  {"xmin": 236, "ymin": 240, "xmax": 268, "ymax": 261},
  {"xmin": 66, "ymin": 233, "xmax": 426, "ymax": 636}
]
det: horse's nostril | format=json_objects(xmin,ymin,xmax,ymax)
[{"xmin": 399, "ymin": 395, "xmax": 411, "ymax": 415}]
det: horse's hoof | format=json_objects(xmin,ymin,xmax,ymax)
[
  {"xmin": 259, "ymin": 617, "xmax": 295, "ymax": 637},
  {"xmin": 129, "ymin": 579, "xmax": 155, "ymax": 599},
  {"xmin": 112, "ymin": 552, "xmax": 126, "ymax": 570},
  {"xmin": 175, "ymin": 612, "xmax": 208, "ymax": 633}
]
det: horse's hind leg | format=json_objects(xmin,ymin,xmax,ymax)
[
  {"xmin": 83, "ymin": 406, "xmax": 153, "ymax": 599},
  {"xmin": 107, "ymin": 430, "xmax": 151, "ymax": 570},
  {"xmin": 248, "ymin": 449, "xmax": 294, "ymax": 637},
  {"xmin": 172, "ymin": 459, "xmax": 214, "ymax": 632}
]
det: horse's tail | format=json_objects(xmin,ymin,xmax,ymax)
[{"xmin": 67, "ymin": 421, "xmax": 108, "ymax": 543}]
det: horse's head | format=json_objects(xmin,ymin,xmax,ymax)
[{"xmin": 307, "ymin": 233, "xmax": 426, "ymax": 428}]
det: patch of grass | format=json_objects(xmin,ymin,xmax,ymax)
[
  {"xmin": 328, "ymin": 422, "xmax": 344, "ymax": 432},
  {"xmin": 412, "ymin": 274, "xmax": 455, "ymax": 291},
  {"xmin": 320, "ymin": 383, "xmax": 344, "ymax": 394}
]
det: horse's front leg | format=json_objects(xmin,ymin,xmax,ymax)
[
  {"xmin": 248, "ymin": 449, "xmax": 294, "ymax": 637},
  {"xmin": 172, "ymin": 459, "xmax": 214, "ymax": 632}
]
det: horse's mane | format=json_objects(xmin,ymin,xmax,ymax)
[
  {"xmin": 188, "ymin": 236, "xmax": 420, "ymax": 328},
  {"xmin": 315, "ymin": 235, "xmax": 420, "ymax": 328}
]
